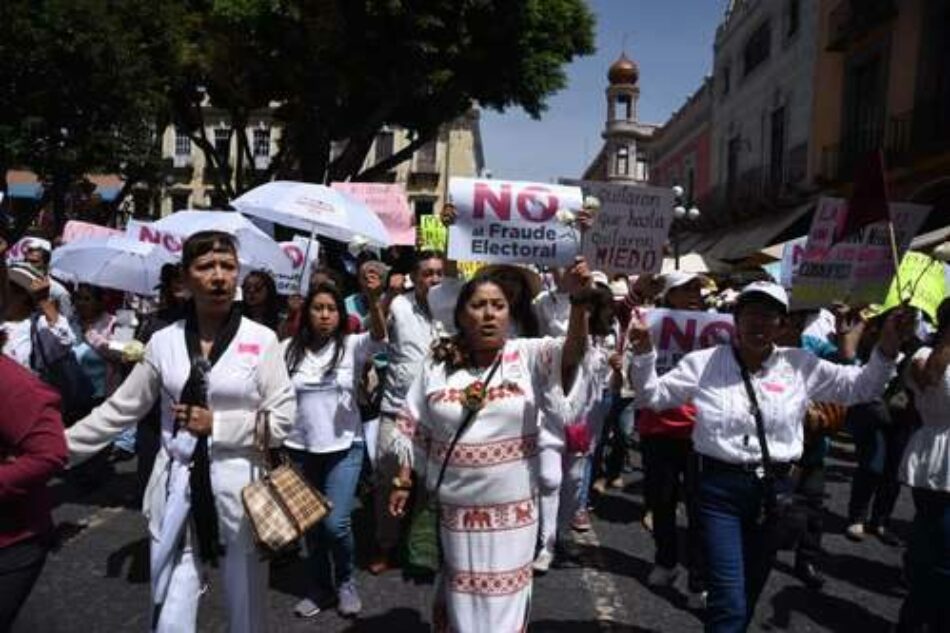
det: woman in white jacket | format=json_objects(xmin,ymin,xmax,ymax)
[{"xmin": 67, "ymin": 231, "xmax": 296, "ymax": 633}]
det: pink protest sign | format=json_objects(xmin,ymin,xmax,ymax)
[
  {"xmin": 62, "ymin": 220, "xmax": 122, "ymax": 244},
  {"xmin": 331, "ymin": 182, "xmax": 415, "ymax": 245}
]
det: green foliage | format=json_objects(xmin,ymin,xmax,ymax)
[{"xmin": 2, "ymin": 0, "xmax": 595, "ymax": 220}]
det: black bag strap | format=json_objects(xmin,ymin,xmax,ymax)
[
  {"xmin": 433, "ymin": 353, "xmax": 503, "ymax": 495},
  {"xmin": 732, "ymin": 346, "xmax": 776, "ymax": 490},
  {"xmin": 29, "ymin": 313, "xmax": 48, "ymax": 374}
]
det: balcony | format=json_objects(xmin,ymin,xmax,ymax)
[
  {"xmin": 827, "ymin": 0, "xmax": 898, "ymax": 51},
  {"xmin": 818, "ymin": 101, "xmax": 950, "ymax": 182}
]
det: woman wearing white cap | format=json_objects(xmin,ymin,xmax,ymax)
[{"xmin": 627, "ymin": 281, "xmax": 913, "ymax": 633}]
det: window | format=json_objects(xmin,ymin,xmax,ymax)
[
  {"xmin": 171, "ymin": 191, "xmax": 190, "ymax": 212},
  {"xmin": 721, "ymin": 65, "xmax": 731, "ymax": 98},
  {"xmin": 174, "ymin": 129, "xmax": 191, "ymax": 156},
  {"xmin": 743, "ymin": 21, "xmax": 771, "ymax": 77},
  {"xmin": 213, "ymin": 128, "xmax": 231, "ymax": 165},
  {"xmin": 615, "ymin": 146, "xmax": 629, "ymax": 176},
  {"xmin": 253, "ymin": 129, "xmax": 271, "ymax": 158},
  {"xmin": 414, "ymin": 198, "xmax": 435, "ymax": 224},
  {"xmin": 375, "ymin": 131, "xmax": 394, "ymax": 162},
  {"xmin": 415, "ymin": 141, "xmax": 437, "ymax": 172},
  {"xmin": 786, "ymin": 0, "xmax": 801, "ymax": 38},
  {"xmin": 617, "ymin": 94, "xmax": 632, "ymax": 120}
]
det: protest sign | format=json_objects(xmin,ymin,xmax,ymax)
[
  {"xmin": 62, "ymin": 220, "xmax": 122, "ymax": 243},
  {"xmin": 881, "ymin": 251, "xmax": 947, "ymax": 322},
  {"xmin": 779, "ymin": 237, "xmax": 807, "ymax": 288},
  {"xmin": 562, "ymin": 180, "xmax": 674, "ymax": 275},
  {"xmin": 275, "ymin": 236, "xmax": 320, "ymax": 295},
  {"xmin": 641, "ymin": 308, "xmax": 734, "ymax": 375},
  {"xmin": 791, "ymin": 197, "xmax": 932, "ymax": 311},
  {"xmin": 126, "ymin": 218, "xmax": 309, "ymax": 295},
  {"xmin": 419, "ymin": 214, "xmax": 448, "ymax": 251},
  {"xmin": 447, "ymin": 178, "xmax": 583, "ymax": 266},
  {"xmin": 331, "ymin": 182, "xmax": 415, "ymax": 245}
]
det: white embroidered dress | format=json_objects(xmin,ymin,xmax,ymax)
[{"xmin": 394, "ymin": 337, "xmax": 566, "ymax": 633}]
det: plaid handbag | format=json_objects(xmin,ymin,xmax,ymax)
[{"xmin": 241, "ymin": 412, "xmax": 332, "ymax": 554}]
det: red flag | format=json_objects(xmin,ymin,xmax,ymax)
[{"xmin": 833, "ymin": 150, "xmax": 891, "ymax": 244}]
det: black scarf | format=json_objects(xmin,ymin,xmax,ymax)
[{"xmin": 180, "ymin": 302, "xmax": 243, "ymax": 565}]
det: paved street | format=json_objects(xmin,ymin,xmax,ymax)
[{"xmin": 14, "ymin": 435, "xmax": 912, "ymax": 632}]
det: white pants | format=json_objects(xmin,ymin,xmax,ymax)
[
  {"xmin": 154, "ymin": 526, "xmax": 268, "ymax": 633},
  {"xmin": 537, "ymin": 448, "xmax": 588, "ymax": 554}
]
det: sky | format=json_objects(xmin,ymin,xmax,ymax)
[{"xmin": 480, "ymin": 0, "xmax": 727, "ymax": 183}]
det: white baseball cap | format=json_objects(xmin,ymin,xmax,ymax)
[
  {"xmin": 591, "ymin": 271, "xmax": 609, "ymax": 288},
  {"xmin": 24, "ymin": 237, "xmax": 52, "ymax": 253},
  {"xmin": 660, "ymin": 271, "xmax": 700, "ymax": 298},
  {"xmin": 737, "ymin": 281, "xmax": 789, "ymax": 312}
]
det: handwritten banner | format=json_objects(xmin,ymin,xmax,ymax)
[
  {"xmin": 641, "ymin": 308, "xmax": 735, "ymax": 375},
  {"xmin": 791, "ymin": 197, "xmax": 932, "ymax": 310},
  {"xmin": 563, "ymin": 180, "xmax": 674, "ymax": 275},
  {"xmin": 447, "ymin": 178, "xmax": 583, "ymax": 266},
  {"xmin": 331, "ymin": 182, "xmax": 415, "ymax": 245},
  {"xmin": 62, "ymin": 220, "xmax": 122, "ymax": 244},
  {"xmin": 418, "ymin": 214, "xmax": 448, "ymax": 251},
  {"xmin": 881, "ymin": 251, "xmax": 947, "ymax": 322}
]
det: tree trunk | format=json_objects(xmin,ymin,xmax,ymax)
[{"xmin": 291, "ymin": 107, "xmax": 331, "ymax": 184}]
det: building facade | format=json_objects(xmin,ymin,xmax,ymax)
[
  {"xmin": 708, "ymin": 0, "xmax": 820, "ymax": 225},
  {"xmin": 582, "ymin": 53, "xmax": 657, "ymax": 183},
  {"xmin": 154, "ymin": 106, "xmax": 484, "ymax": 221},
  {"xmin": 811, "ymin": 0, "xmax": 950, "ymax": 232},
  {"xmin": 649, "ymin": 78, "xmax": 713, "ymax": 212}
]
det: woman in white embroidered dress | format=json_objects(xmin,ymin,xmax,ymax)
[
  {"xmin": 66, "ymin": 231, "xmax": 296, "ymax": 633},
  {"xmin": 388, "ymin": 259, "xmax": 593, "ymax": 633}
]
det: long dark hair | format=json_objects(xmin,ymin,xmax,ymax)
[
  {"xmin": 242, "ymin": 270, "xmax": 280, "ymax": 331},
  {"xmin": 485, "ymin": 267, "xmax": 540, "ymax": 338},
  {"xmin": 431, "ymin": 274, "xmax": 506, "ymax": 372},
  {"xmin": 284, "ymin": 282, "xmax": 349, "ymax": 376}
]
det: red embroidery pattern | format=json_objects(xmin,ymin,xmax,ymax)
[
  {"xmin": 441, "ymin": 498, "xmax": 537, "ymax": 533},
  {"xmin": 395, "ymin": 412, "xmax": 430, "ymax": 447},
  {"xmin": 394, "ymin": 412, "xmax": 416, "ymax": 439},
  {"xmin": 448, "ymin": 563, "xmax": 534, "ymax": 596},
  {"xmin": 431, "ymin": 434, "xmax": 539, "ymax": 468},
  {"xmin": 428, "ymin": 383, "xmax": 524, "ymax": 406}
]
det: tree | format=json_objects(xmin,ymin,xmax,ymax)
[
  {"xmin": 0, "ymin": 0, "xmax": 186, "ymax": 234},
  {"xmin": 174, "ymin": 0, "xmax": 596, "ymax": 188}
]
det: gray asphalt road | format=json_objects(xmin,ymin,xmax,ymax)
[{"xmin": 13, "ymin": 434, "xmax": 911, "ymax": 632}]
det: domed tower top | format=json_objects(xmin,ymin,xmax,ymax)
[{"xmin": 608, "ymin": 53, "xmax": 639, "ymax": 86}]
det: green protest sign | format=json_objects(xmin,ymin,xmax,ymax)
[{"xmin": 882, "ymin": 251, "xmax": 947, "ymax": 322}]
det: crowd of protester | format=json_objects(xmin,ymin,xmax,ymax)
[{"xmin": 0, "ymin": 210, "xmax": 948, "ymax": 633}]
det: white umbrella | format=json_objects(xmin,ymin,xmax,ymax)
[
  {"xmin": 50, "ymin": 236, "xmax": 176, "ymax": 296},
  {"xmin": 138, "ymin": 210, "xmax": 294, "ymax": 279},
  {"xmin": 231, "ymin": 181, "xmax": 391, "ymax": 247}
]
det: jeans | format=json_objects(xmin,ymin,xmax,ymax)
[
  {"xmin": 897, "ymin": 488, "xmax": 950, "ymax": 632},
  {"xmin": 846, "ymin": 402, "xmax": 909, "ymax": 527},
  {"xmin": 698, "ymin": 466, "xmax": 779, "ymax": 633},
  {"xmin": 642, "ymin": 435, "xmax": 704, "ymax": 591},
  {"xmin": 289, "ymin": 443, "xmax": 364, "ymax": 592},
  {"xmin": 0, "ymin": 535, "xmax": 48, "ymax": 631},
  {"xmin": 794, "ymin": 457, "xmax": 826, "ymax": 568},
  {"xmin": 602, "ymin": 397, "xmax": 635, "ymax": 481}
]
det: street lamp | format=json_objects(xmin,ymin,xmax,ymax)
[{"xmin": 671, "ymin": 185, "xmax": 701, "ymax": 270}]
